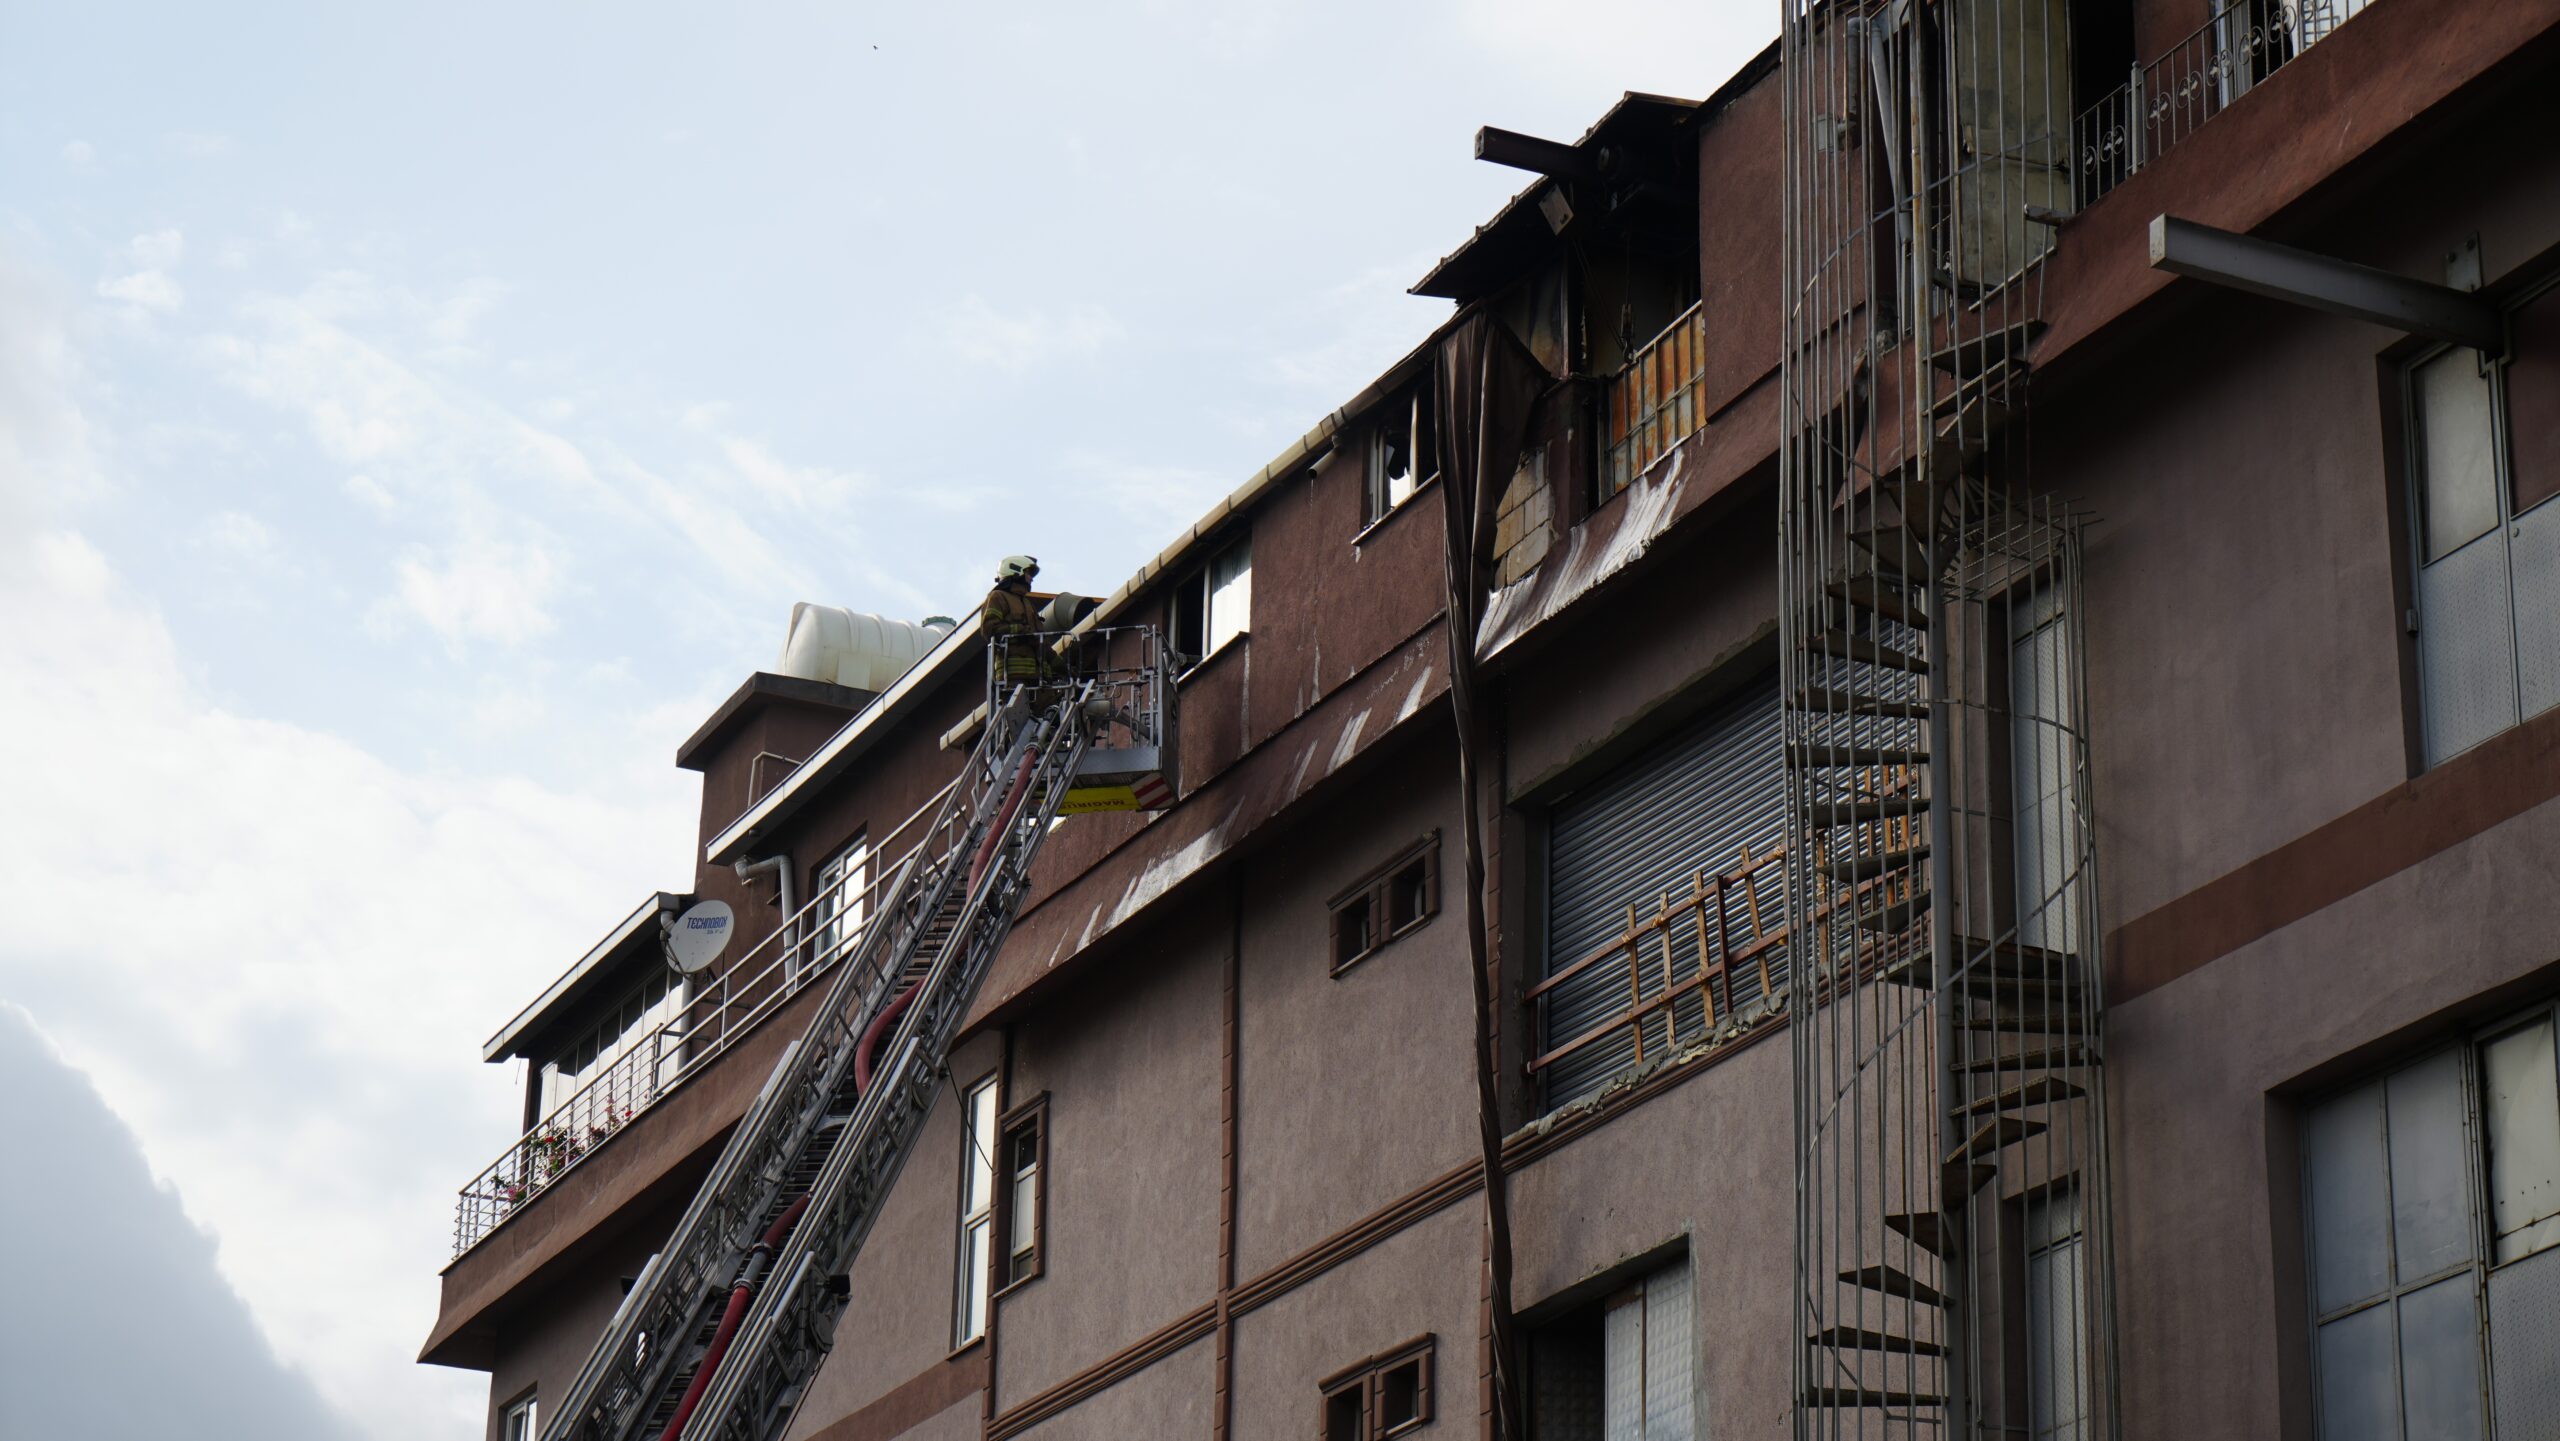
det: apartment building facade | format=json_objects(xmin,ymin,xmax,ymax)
[{"xmin": 419, "ymin": 1, "xmax": 2560, "ymax": 1436}]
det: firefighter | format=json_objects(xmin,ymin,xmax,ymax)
[{"xmin": 983, "ymin": 554, "xmax": 1048, "ymax": 700}]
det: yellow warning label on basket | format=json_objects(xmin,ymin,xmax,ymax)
[{"xmin": 1058, "ymin": 785, "xmax": 1141, "ymax": 814}]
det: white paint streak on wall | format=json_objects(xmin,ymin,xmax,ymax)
[
  {"xmin": 1105, "ymin": 809, "xmax": 1236, "ymax": 932},
  {"xmin": 1397, "ymin": 666, "xmax": 1435, "ymax": 724},
  {"xmin": 1327, "ymin": 709, "xmax": 1369, "ymax": 775}
]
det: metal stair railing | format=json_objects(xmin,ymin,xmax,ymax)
[{"xmin": 540, "ymin": 678, "xmax": 1096, "ymax": 1441}]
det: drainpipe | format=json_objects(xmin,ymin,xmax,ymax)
[{"xmin": 733, "ymin": 854, "xmax": 797, "ymax": 979}]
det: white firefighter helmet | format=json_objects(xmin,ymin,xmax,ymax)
[{"xmin": 997, "ymin": 554, "xmax": 1040, "ymax": 584}]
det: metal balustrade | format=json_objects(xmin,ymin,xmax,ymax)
[
  {"xmin": 1602, "ymin": 301, "xmax": 1709, "ymax": 499},
  {"xmin": 450, "ymin": 782, "xmax": 953, "ymax": 1256},
  {"xmin": 2074, "ymin": 0, "xmax": 2375, "ymax": 205}
]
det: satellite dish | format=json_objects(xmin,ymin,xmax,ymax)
[{"xmin": 664, "ymin": 899, "xmax": 736, "ymax": 976}]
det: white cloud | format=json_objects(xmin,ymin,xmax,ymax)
[
  {"xmin": 376, "ymin": 538, "xmax": 562, "ymax": 650},
  {"xmin": 0, "ymin": 253, "xmax": 110, "ymax": 527},
  {"xmin": 98, "ymin": 229, "xmax": 189, "ymax": 313},
  {"xmin": 0, "ymin": 529, "xmax": 691, "ymax": 1440},
  {"xmin": 343, "ymin": 473, "xmax": 395, "ymax": 512},
  {"xmin": 165, "ymin": 130, "xmax": 236, "ymax": 159},
  {"xmin": 1448, "ymin": 0, "xmax": 1775, "ymax": 102},
  {"xmin": 60, "ymin": 139, "xmax": 97, "ymax": 172},
  {"xmin": 942, "ymin": 293, "xmax": 1123, "ymax": 372},
  {"xmin": 198, "ymin": 509, "xmax": 279, "ymax": 559}
]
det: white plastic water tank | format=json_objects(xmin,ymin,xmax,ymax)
[{"xmin": 777, "ymin": 605, "xmax": 956, "ymax": 693}]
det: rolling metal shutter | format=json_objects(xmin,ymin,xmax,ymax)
[{"xmin": 1542, "ymin": 673, "xmax": 1785, "ymax": 1110}]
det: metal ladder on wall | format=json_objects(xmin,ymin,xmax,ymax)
[
  {"xmin": 540, "ymin": 677, "xmax": 1097, "ymax": 1441},
  {"xmin": 1780, "ymin": 1, "xmax": 2116, "ymax": 1437}
]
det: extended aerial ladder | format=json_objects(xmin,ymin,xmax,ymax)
[{"xmin": 541, "ymin": 623, "xmax": 1176, "ymax": 1441}]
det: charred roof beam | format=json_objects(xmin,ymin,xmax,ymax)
[{"xmin": 1474, "ymin": 125, "xmax": 1616, "ymax": 185}]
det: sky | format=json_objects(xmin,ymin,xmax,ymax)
[{"xmin": 0, "ymin": 4, "xmax": 1772, "ymax": 1437}]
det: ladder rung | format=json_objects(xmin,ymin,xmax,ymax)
[
  {"xmin": 1946, "ymin": 1117, "xmax": 2047, "ymax": 1165},
  {"xmin": 1958, "ymin": 1045, "xmax": 2095, "ymax": 1074},
  {"xmin": 1957, "ymin": 1076, "xmax": 2088, "ymax": 1117},
  {"xmin": 1839, "ymin": 1263, "xmax": 1945, "ymax": 1307},
  {"xmin": 1928, "ymin": 319, "xmax": 2043, "ymax": 378},
  {"xmin": 1789, "ymin": 740, "xmax": 1930, "ymax": 769},
  {"xmin": 1795, "ymin": 685, "xmax": 1931, "ymax": 719},
  {"xmin": 1826, "ymin": 845, "xmax": 1928, "ymax": 884},
  {"xmin": 1809, "ymin": 1325, "xmax": 1949, "ymax": 1358},
  {"xmin": 1807, "ymin": 630, "xmax": 1930, "ymax": 675},
  {"xmin": 1797, "ymin": 795, "xmax": 1930, "ymax": 826},
  {"xmin": 1886, "ymin": 1211, "xmax": 1955, "ymax": 1257},
  {"xmin": 1828, "ymin": 575, "xmax": 1929, "ymax": 629},
  {"xmin": 1801, "ymin": 1386, "xmax": 1947, "ymax": 1409}
]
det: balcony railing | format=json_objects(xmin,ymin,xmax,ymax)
[
  {"xmin": 449, "ymin": 778, "xmax": 952, "ymax": 1256},
  {"xmin": 2074, "ymin": 0, "xmax": 2375, "ymax": 205},
  {"xmin": 1602, "ymin": 301, "xmax": 1708, "ymax": 499}
]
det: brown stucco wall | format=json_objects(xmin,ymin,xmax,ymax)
[
  {"xmin": 1232, "ymin": 749, "xmax": 1476, "ymax": 1277},
  {"xmin": 994, "ymin": 885, "xmax": 1224, "ymax": 1409},
  {"xmin": 2106, "ymin": 799, "xmax": 2560, "ymax": 1438}
]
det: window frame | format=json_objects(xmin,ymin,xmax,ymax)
[
  {"xmin": 498, "ymin": 1390, "xmax": 538, "ymax": 1441},
  {"xmin": 2293, "ymin": 993, "xmax": 2560, "ymax": 1440},
  {"xmin": 809, "ymin": 832, "xmax": 871, "ymax": 982},
  {"xmin": 1171, "ymin": 533, "xmax": 1253, "ymax": 674},
  {"xmin": 1318, "ymin": 1334, "xmax": 1436, "ymax": 1441},
  {"xmin": 994, "ymin": 1091, "xmax": 1048, "ymax": 1295},
  {"xmin": 2398, "ymin": 276, "xmax": 2560, "ymax": 769},
  {"xmin": 951, "ymin": 1070, "xmax": 1002, "ymax": 1352},
  {"xmin": 1361, "ymin": 388, "xmax": 1440, "ymax": 533},
  {"xmin": 1327, "ymin": 832, "xmax": 1441, "ymax": 977}
]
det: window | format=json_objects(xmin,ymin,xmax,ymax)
[
  {"xmin": 1524, "ymin": 1260, "xmax": 1693, "ymax": 1440},
  {"xmin": 2406, "ymin": 289, "xmax": 2560, "ymax": 766},
  {"xmin": 1364, "ymin": 390, "xmax": 1439, "ymax": 528},
  {"xmin": 499, "ymin": 1392, "xmax": 536, "ymax": 1441},
  {"xmin": 1328, "ymin": 835, "xmax": 1439, "ymax": 975},
  {"xmin": 953, "ymin": 1073, "xmax": 1000, "ymax": 1349},
  {"xmin": 2011, "ymin": 588, "xmax": 2080, "ymax": 953},
  {"xmin": 997, "ymin": 1095, "xmax": 1047, "ymax": 1291},
  {"xmin": 2300, "ymin": 1005, "xmax": 2560, "ymax": 1440},
  {"xmin": 539, "ymin": 969, "xmax": 686, "ymax": 1116},
  {"xmin": 810, "ymin": 834, "xmax": 870, "ymax": 979},
  {"xmin": 2024, "ymin": 1189, "xmax": 2090, "ymax": 1441},
  {"xmin": 1320, "ymin": 1337, "xmax": 1434, "ymax": 1441},
  {"xmin": 1171, "ymin": 535, "xmax": 1252, "ymax": 669}
]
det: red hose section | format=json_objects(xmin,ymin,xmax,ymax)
[
  {"xmin": 968, "ymin": 748, "xmax": 1039, "ymax": 894},
  {"xmin": 655, "ymin": 1193, "xmax": 815, "ymax": 1441},
  {"xmin": 656, "ymin": 1284, "xmax": 750, "ymax": 1441},
  {"xmin": 852, "ymin": 982, "xmax": 917, "ymax": 1095},
  {"xmin": 853, "ymin": 746, "xmax": 1042, "ymax": 1096}
]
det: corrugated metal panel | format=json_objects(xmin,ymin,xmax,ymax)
[{"xmin": 1543, "ymin": 674, "xmax": 1784, "ymax": 1109}]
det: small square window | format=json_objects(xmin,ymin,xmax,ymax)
[
  {"xmin": 1386, "ymin": 859, "xmax": 1431, "ymax": 936},
  {"xmin": 1378, "ymin": 1355, "xmax": 1427, "ymax": 1431},
  {"xmin": 1328, "ymin": 835, "xmax": 1440, "ymax": 976},
  {"xmin": 996, "ymin": 1095, "xmax": 1048, "ymax": 1292},
  {"xmin": 1324, "ymin": 1383, "xmax": 1367, "ymax": 1441},
  {"xmin": 1170, "ymin": 536, "xmax": 1252, "ymax": 670},
  {"xmin": 1333, "ymin": 893, "xmax": 1376, "ymax": 971},
  {"xmin": 1363, "ymin": 390, "xmax": 1440, "ymax": 529},
  {"xmin": 1321, "ymin": 1337, "xmax": 1434, "ymax": 1441}
]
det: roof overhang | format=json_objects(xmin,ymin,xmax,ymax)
[
  {"xmin": 1411, "ymin": 91, "xmax": 1705, "ymax": 301},
  {"xmin": 483, "ymin": 892, "xmax": 687, "ymax": 1062},
  {"xmin": 704, "ymin": 617, "xmax": 984, "ymax": 866}
]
